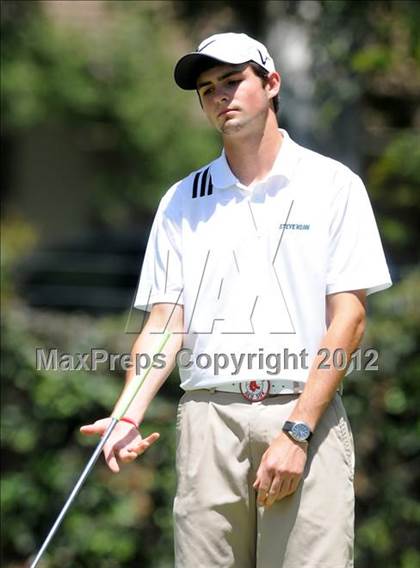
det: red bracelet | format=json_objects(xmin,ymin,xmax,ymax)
[{"xmin": 119, "ymin": 416, "xmax": 139, "ymax": 429}]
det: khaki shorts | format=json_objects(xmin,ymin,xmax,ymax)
[{"xmin": 173, "ymin": 389, "xmax": 355, "ymax": 568}]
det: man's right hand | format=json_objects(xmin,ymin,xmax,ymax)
[{"xmin": 80, "ymin": 418, "xmax": 160, "ymax": 473}]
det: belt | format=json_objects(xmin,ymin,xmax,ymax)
[{"xmin": 205, "ymin": 379, "xmax": 343, "ymax": 402}]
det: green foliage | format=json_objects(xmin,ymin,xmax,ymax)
[
  {"xmin": 0, "ymin": 218, "xmax": 180, "ymax": 567},
  {"xmin": 344, "ymin": 269, "xmax": 420, "ymax": 568},
  {"xmin": 368, "ymin": 132, "xmax": 420, "ymax": 261},
  {"xmin": 3, "ymin": 274, "xmax": 419, "ymax": 567},
  {"xmin": 0, "ymin": 214, "xmax": 39, "ymax": 302},
  {"xmin": 2, "ymin": 1, "xmax": 420, "ymax": 567},
  {"xmin": 1, "ymin": 1, "xmax": 219, "ymax": 222},
  {"xmin": 309, "ymin": 1, "xmax": 420, "ymax": 267},
  {"xmin": 1, "ymin": 301, "xmax": 180, "ymax": 567}
]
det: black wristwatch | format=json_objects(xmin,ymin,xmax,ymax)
[{"xmin": 282, "ymin": 420, "xmax": 313, "ymax": 443}]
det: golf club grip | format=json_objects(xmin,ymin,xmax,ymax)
[{"xmin": 112, "ymin": 331, "xmax": 172, "ymax": 420}]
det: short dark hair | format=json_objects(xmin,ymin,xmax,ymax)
[
  {"xmin": 195, "ymin": 61, "xmax": 279, "ymax": 117},
  {"xmin": 248, "ymin": 62, "xmax": 279, "ymax": 115}
]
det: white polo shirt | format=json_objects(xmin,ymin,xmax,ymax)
[{"xmin": 134, "ymin": 129, "xmax": 392, "ymax": 389}]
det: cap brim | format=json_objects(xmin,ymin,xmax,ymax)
[{"xmin": 174, "ymin": 53, "xmax": 232, "ymax": 90}]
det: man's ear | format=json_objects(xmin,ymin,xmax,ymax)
[{"xmin": 267, "ymin": 71, "xmax": 281, "ymax": 100}]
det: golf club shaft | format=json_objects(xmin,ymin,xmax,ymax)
[
  {"xmin": 30, "ymin": 418, "xmax": 118, "ymax": 568},
  {"xmin": 30, "ymin": 331, "xmax": 171, "ymax": 567}
]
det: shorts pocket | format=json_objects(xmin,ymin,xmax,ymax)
[
  {"xmin": 332, "ymin": 395, "xmax": 355, "ymax": 481},
  {"xmin": 175, "ymin": 393, "xmax": 187, "ymax": 432},
  {"xmin": 175, "ymin": 394, "xmax": 188, "ymax": 486}
]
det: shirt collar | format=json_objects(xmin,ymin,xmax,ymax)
[{"xmin": 209, "ymin": 128, "xmax": 301, "ymax": 190}]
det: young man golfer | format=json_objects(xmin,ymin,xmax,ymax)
[{"xmin": 81, "ymin": 33, "xmax": 392, "ymax": 567}]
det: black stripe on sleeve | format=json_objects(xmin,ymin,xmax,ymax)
[
  {"xmin": 192, "ymin": 171, "xmax": 201, "ymax": 198},
  {"xmin": 207, "ymin": 175, "xmax": 213, "ymax": 196},
  {"xmin": 200, "ymin": 168, "xmax": 209, "ymax": 197}
]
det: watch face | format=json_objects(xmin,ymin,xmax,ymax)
[{"xmin": 292, "ymin": 422, "xmax": 310, "ymax": 441}]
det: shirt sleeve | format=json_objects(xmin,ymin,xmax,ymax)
[
  {"xmin": 133, "ymin": 188, "xmax": 184, "ymax": 311},
  {"xmin": 326, "ymin": 173, "xmax": 392, "ymax": 296}
]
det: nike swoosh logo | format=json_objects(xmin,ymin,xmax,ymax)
[
  {"xmin": 258, "ymin": 49, "xmax": 268, "ymax": 65},
  {"xmin": 198, "ymin": 39, "xmax": 217, "ymax": 52}
]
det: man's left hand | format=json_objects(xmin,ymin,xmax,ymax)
[{"xmin": 253, "ymin": 431, "xmax": 308, "ymax": 507}]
